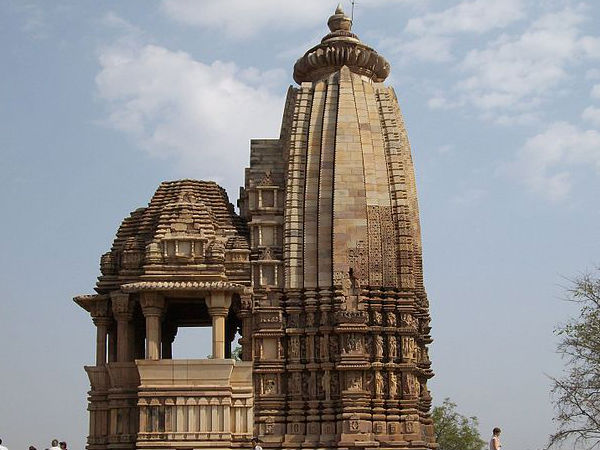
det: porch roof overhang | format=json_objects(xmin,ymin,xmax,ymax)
[{"xmin": 120, "ymin": 280, "xmax": 248, "ymax": 294}]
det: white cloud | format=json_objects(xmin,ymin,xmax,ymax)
[
  {"xmin": 586, "ymin": 68, "xmax": 600, "ymax": 80},
  {"xmin": 390, "ymin": 34, "xmax": 454, "ymax": 63},
  {"xmin": 437, "ymin": 144, "xmax": 454, "ymax": 155},
  {"xmin": 451, "ymin": 188, "xmax": 487, "ymax": 205},
  {"xmin": 582, "ymin": 106, "xmax": 600, "ymax": 127},
  {"xmin": 447, "ymin": 6, "xmax": 600, "ymax": 119},
  {"xmin": 591, "ymin": 84, "xmax": 600, "ymax": 99},
  {"xmin": 387, "ymin": 0, "xmax": 524, "ymax": 63},
  {"xmin": 161, "ymin": 0, "xmax": 407, "ymax": 38},
  {"xmin": 405, "ymin": 0, "xmax": 524, "ymax": 36},
  {"xmin": 96, "ymin": 42, "xmax": 285, "ymax": 194},
  {"xmin": 427, "ymin": 96, "xmax": 455, "ymax": 109},
  {"xmin": 6, "ymin": 0, "xmax": 48, "ymax": 39},
  {"xmin": 503, "ymin": 122, "xmax": 600, "ymax": 201}
]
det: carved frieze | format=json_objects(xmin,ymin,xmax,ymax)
[
  {"xmin": 257, "ymin": 311, "xmax": 282, "ymax": 329},
  {"xmin": 346, "ymin": 372, "xmax": 363, "ymax": 391},
  {"xmin": 262, "ymin": 374, "xmax": 277, "ymax": 395},
  {"xmin": 342, "ymin": 333, "xmax": 363, "ymax": 354},
  {"xmin": 334, "ymin": 310, "xmax": 368, "ymax": 325}
]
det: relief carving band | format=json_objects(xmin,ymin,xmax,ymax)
[{"xmin": 74, "ymin": 5, "xmax": 436, "ymax": 450}]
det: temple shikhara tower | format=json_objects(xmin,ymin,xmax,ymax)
[{"xmin": 75, "ymin": 6, "xmax": 436, "ymax": 450}]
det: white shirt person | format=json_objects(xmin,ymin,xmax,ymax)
[{"xmin": 490, "ymin": 428, "xmax": 502, "ymax": 450}]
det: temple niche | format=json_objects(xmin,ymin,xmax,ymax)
[{"xmin": 75, "ymin": 6, "xmax": 436, "ymax": 450}]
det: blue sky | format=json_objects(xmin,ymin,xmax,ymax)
[{"xmin": 1, "ymin": 1, "xmax": 599, "ymax": 449}]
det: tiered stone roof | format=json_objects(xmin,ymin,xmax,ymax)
[{"xmin": 96, "ymin": 179, "xmax": 250, "ymax": 293}]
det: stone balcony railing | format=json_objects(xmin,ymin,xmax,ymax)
[{"xmin": 136, "ymin": 359, "xmax": 253, "ymax": 448}]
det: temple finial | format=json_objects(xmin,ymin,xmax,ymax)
[{"xmin": 328, "ymin": 3, "xmax": 352, "ymax": 32}]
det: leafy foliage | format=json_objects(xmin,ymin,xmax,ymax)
[
  {"xmin": 432, "ymin": 398, "xmax": 486, "ymax": 450},
  {"xmin": 548, "ymin": 271, "xmax": 600, "ymax": 448},
  {"xmin": 232, "ymin": 345, "xmax": 242, "ymax": 361}
]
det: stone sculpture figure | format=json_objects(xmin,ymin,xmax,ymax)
[
  {"xmin": 387, "ymin": 312, "xmax": 397, "ymax": 327},
  {"xmin": 388, "ymin": 336, "xmax": 397, "ymax": 359},
  {"xmin": 373, "ymin": 310, "xmax": 383, "ymax": 325},
  {"xmin": 375, "ymin": 335, "xmax": 384, "ymax": 358},
  {"xmin": 375, "ymin": 371, "xmax": 384, "ymax": 398},
  {"xmin": 389, "ymin": 372, "xmax": 398, "ymax": 399},
  {"xmin": 290, "ymin": 336, "xmax": 300, "ymax": 358}
]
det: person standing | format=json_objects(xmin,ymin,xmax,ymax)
[
  {"xmin": 0, "ymin": 438, "xmax": 8, "ymax": 450},
  {"xmin": 49, "ymin": 440, "xmax": 60, "ymax": 450},
  {"xmin": 490, "ymin": 427, "xmax": 502, "ymax": 450}
]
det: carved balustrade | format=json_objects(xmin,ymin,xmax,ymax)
[{"xmin": 136, "ymin": 359, "xmax": 253, "ymax": 448}]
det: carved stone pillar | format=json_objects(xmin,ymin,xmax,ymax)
[
  {"xmin": 110, "ymin": 292, "xmax": 135, "ymax": 362},
  {"xmin": 239, "ymin": 293, "xmax": 253, "ymax": 361},
  {"xmin": 162, "ymin": 323, "xmax": 177, "ymax": 360},
  {"xmin": 107, "ymin": 324, "xmax": 117, "ymax": 363},
  {"xmin": 205, "ymin": 291, "xmax": 232, "ymax": 359},
  {"xmin": 140, "ymin": 292, "xmax": 165, "ymax": 360},
  {"xmin": 93, "ymin": 317, "xmax": 112, "ymax": 366},
  {"xmin": 83, "ymin": 295, "xmax": 112, "ymax": 367}
]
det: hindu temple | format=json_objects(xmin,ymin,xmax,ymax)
[{"xmin": 74, "ymin": 5, "xmax": 436, "ymax": 450}]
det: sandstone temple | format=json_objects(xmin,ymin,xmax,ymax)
[{"xmin": 75, "ymin": 6, "xmax": 436, "ymax": 450}]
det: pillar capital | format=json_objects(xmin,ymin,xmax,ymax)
[
  {"xmin": 205, "ymin": 291, "xmax": 232, "ymax": 317},
  {"xmin": 75, "ymin": 294, "xmax": 111, "ymax": 320},
  {"xmin": 140, "ymin": 292, "xmax": 165, "ymax": 360},
  {"xmin": 205, "ymin": 291, "xmax": 233, "ymax": 359},
  {"xmin": 140, "ymin": 291, "xmax": 165, "ymax": 317},
  {"xmin": 92, "ymin": 316, "xmax": 113, "ymax": 328},
  {"xmin": 110, "ymin": 291, "xmax": 135, "ymax": 320}
]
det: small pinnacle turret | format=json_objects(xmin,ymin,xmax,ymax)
[{"xmin": 328, "ymin": 4, "xmax": 352, "ymax": 32}]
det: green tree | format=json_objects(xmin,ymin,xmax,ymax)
[
  {"xmin": 231, "ymin": 345, "xmax": 242, "ymax": 361},
  {"xmin": 432, "ymin": 398, "xmax": 486, "ymax": 450},
  {"xmin": 548, "ymin": 271, "xmax": 600, "ymax": 448}
]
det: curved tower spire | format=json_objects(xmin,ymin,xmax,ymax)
[{"xmin": 241, "ymin": 6, "xmax": 435, "ymax": 450}]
